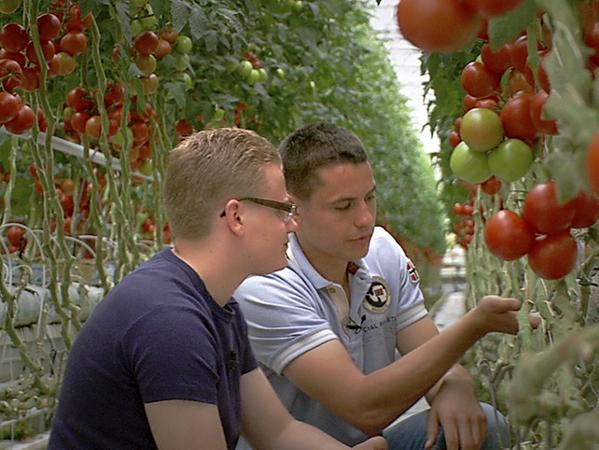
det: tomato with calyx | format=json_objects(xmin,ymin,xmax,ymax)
[
  {"xmin": 134, "ymin": 31, "xmax": 159, "ymax": 56},
  {"xmin": 461, "ymin": 61, "xmax": 500, "ymax": 98},
  {"xmin": 0, "ymin": 58, "xmax": 23, "ymax": 92},
  {"xmin": 0, "ymin": 23, "xmax": 28, "ymax": 52},
  {"xmin": 484, "ymin": 210, "xmax": 534, "ymax": 260},
  {"xmin": 488, "ymin": 138, "xmax": 533, "ymax": 182},
  {"xmin": 60, "ymin": 31, "xmax": 88, "ymax": 56},
  {"xmin": 65, "ymin": 4, "xmax": 93, "ymax": 31},
  {"xmin": 67, "ymin": 87, "xmax": 95, "ymax": 112},
  {"xmin": 4, "ymin": 104, "xmax": 34, "ymax": 134},
  {"xmin": 450, "ymin": 141, "xmax": 492, "ymax": 184},
  {"xmin": 460, "ymin": 107, "xmax": 504, "ymax": 152},
  {"xmin": 570, "ymin": 191, "xmax": 599, "ymax": 228},
  {"xmin": 480, "ymin": 42, "xmax": 512, "ymax": 74},
  {"xmin": 523, "ymin": 181, "xmax": 576, "ymax": 235},
  {"xmin": 396, "ymin": 0, "xmax": 481, "ymax": 53},
  {"xmin": 528, "ymin": 231, "xmax": 577, "ymax": 280}
]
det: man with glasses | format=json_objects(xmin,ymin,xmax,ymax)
[
  {"xmin": 235, "ymin": 123, "xmax": 539, "ymax": 450},
  {"xmin": 49, "ymin": 128, "xmax": 387, "ymax": 450}
]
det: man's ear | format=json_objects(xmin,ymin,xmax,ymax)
[{"xmin": 222, "ymin": 199, "xmax": 244, "ymax": 235}]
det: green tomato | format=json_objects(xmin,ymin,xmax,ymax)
[
  {"xmin": 131, "ymin": 19, "xmax": 143, "ymax": 36},
  {"xmin": 450, "ymin": 141, "xmax": 492, "ymax": 184},
  {"xmin": 175, "ymin": 54, "xmax": 190, "ymax": 71},
  {"xmin": 0, "ymin": 0, "xmax": 20, "ymax": 13},
  {"xmin": 178, "ymin": 72, "xmax": 193, "ymax": 91},
  {"xmin": 140, "ymin": 15, "xmax": 158, "ymax": 30},
  {"xmin": 488, "ymin": 138, "xmax": 533, "ymax": 182},
  {"xmin": 175, "ymin": 35, "xmax": 192, "ymax": 54},
  {"xmin": 238, "ymin": 60, "xmax": 253, "ymax": 78},
  {"xmin": 139, "ymin": 159, "xmax": 153, "ymax": 177},
  {"xmin": 63, "ymin": 107, "xmax": 74, "ymax": 121},
  {"xmin": 213, "ymin": 107, "xmax": 225, "ymax": 121},
  {"xmin": 460, "ymin": 108, "xmax": 504, "ymax": 152},
  {"xmin": 275, "ymin": 68, "xmax": 285, "ymax": 79},
  {"xmin": 247, "ymin": 69, "xmax": 260, "ymax": 84},
  {"xmin": 129, "ymin": 0, "xmax": 147, "ymax": 14},
  {"xmin": 135, "ymin": 54, "xmax": 157, "ymax": 76},
  {"xmin": 257, "ymin": 68, "xmax": 268, "ymax": 83}
]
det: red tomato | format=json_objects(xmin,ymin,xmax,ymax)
[
  {"xmin": 84, "ymin": 115, "xmax": 102, "ymax": 139},
  {"xmin": 4, "ymin": 104, "xmax": 35, "ymax": 134},
  {"xmin": 500, "ymin": 93, "xmax": 537, "ymax": 141},
  {"xmin": 5, "ymin": 225, "xmax": 25, "ymax": 247},
  {"xmin": 507, "ymin": 69, "xmax": 535, "ymax": 96},
  {"xmin": 448, "ymin": 130, "xmax": 461, "ymax": 148},
  {"xmin": 37, "ymin": 13, "xmax": 61, "ymax": 41},
  {"xmin": 21, "ymin": 66, "xmax": 40, "ymax": 91},
  {"xmin": 481, "ymin": 176, "xmax": 502, "ymax": 195},
  {"xmin": 59, "ymin": 31, "xmax": 87, "ymax": 56},
  {"xmin": 461, "ymin": 61, "xmax": 500, "ymax": 98},
  {"xmin": 70, "ymin": 111, "xmax": 90, "ymax": 134},
  {"xmin": 507, "ymin": 35, "xmax": 528, "ymax": 71},
  {"xmin": 484, "ymin": 209, "xmax": 534, "ymax": 260},
  {"xmin": 585, "ymin": 22, "xmax": 599, "ymax": 66},
  {"xmin": 134, "ymin": 31, "xmax": 159, "ymax": 56},
  {"xmin": 452, "ymin": 202, "xmax": 464, "ymax": 215},
  {"xmin": 67, "ymin": 87, "xmax": 95, "ymax": 112},
  {"xmin": 397, "ymin": 0, "xmax": 481, "ymax": 53},
  {"xmin": 527, "ymin": 231, "xmax": 577, "ymax": 279},
  {"xmin": 160, "ymin": 27, "xmax": 179, "ymax": 44},
  {"xmin": 480, "ymin": 42, "xmax": 512, "ymax": 74},
  {"xmin": 464, "ymin": 0, "xmax": 524, "ymax": 17},
  {"xmin": 48, "ymin": 51, "xmax": 76, "ymax": 76},
  {"xmin": 570, "ymin": 191, "xmax": 599, "ymax": 228},
  {"xmin": 522, "ymin": 181, "xmax": 576, "ymax": 235},
  {"xmin": 65, "ymin": 4, "xmax": 93, "ymax": 32},
  {"xmin": 104, "ymin": 82, "xmax": 124, "ymax": 107},
  {"xmin": 154, "ymin": 39, "xmax": 172, "ymax": 59},
  {"xmin": 0, "ymin": 23, "xmax": 29, "ymax": 53},
  {"xmin": 0, "ymin": 91, "xmax": 21, "ymax": 123},
  {"xmin": 0, "ymin": 58, "xmax": 23, "ymax": 92},
  {"xmin": 529, "ymin": 90, "xmax": 557, "ymax": 135},
  {"xmin": 25, "ymin": 39, "xmax": 55, "ymax": 65},
  {"xmin": 587, "ymin": 131, "xmax": 599, "ymax": 195},
  {"xmin": 0, "ymin": 49, "xmax": 26, "ymax": 67},
  {"xmin": 131, "ymin": 121, "xmax": 150, "ymax": 143}
]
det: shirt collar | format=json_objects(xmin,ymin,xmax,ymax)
[{"xmin": 287, "ymin": 233, "xmax": 369, "ymax": 289}]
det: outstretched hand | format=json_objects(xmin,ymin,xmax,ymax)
[{"xmin": 472, "ymin": 295, "xmax": 541, "ymax": 336}]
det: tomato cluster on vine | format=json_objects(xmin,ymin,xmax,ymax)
[{"xmin": 484, "ymin": 181, "xmax": 599, "ymax": 279}]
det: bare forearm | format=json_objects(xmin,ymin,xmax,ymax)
[{"xmin": 352, "ymin": 311, "xmax": 485, "ymax": 430}]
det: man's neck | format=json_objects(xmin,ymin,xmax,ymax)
[
  {"xmin": 294, "ymin": 238, "xmax": 348, "ymax": 286},
  {"xmin": 171, "ymin": 242, "xmax": 245, "ymax": 307}
]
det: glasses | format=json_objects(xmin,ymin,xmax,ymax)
[{"xmin": 219, "ymin": 197, "xmax": 297, "ymax": 223}]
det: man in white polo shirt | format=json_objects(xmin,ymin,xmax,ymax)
[{"xmin": 234, "ymin": 123, "xmax": 535, "ymax": 450}]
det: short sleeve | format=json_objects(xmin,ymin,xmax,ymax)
[{"xmin": 234, "ymin": 272, "xmax": 338, "ymax": 374}]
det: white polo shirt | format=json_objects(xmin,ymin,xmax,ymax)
[{"xmin": 234, "ymin": 226, "xmax": 427, "ymax": 446}]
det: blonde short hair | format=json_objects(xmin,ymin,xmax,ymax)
[{"xmin": 164, "ymin": 128, "xmax": 280, "ymax": 239}]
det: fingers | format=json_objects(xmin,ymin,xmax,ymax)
[
  {"xmin": 424, "ymin": 413, "xmax": 440, "ymax": 450},
  {"xmin": 484, "ymin": 295, "xmax": 522, "ymax": 312}
]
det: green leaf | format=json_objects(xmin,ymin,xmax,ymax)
[
  {"xmin": 189, "ymin": 5, "xmax": 207, "ymax": 41},
  {"xmin": 11, "ymin": 176, "xmax": 33, "ymax": 217},
  {"xmin": 164, "ymin": 82, "xmax": 187, "ymax": 108},
  {"xmin": 204, "ymin": 30, "xmax": 218, "ymax": 53},
  {"xmin": 544, "ymin": 152, "xmax": 582, "ymax": 202},
  {"xmin": 149, "ymin": 0, "xmax": 164, "ymax": 17},
  {"xmin": 114, "ymin": 2, "xmax": 132, "ymax": 42},
  {"xmin": 171, "ymin": 0, "xmax": 190, "ymax": 33},
  {"xmin": 488, "ymin": 0, "xmax": 538, "ymax": 49}
]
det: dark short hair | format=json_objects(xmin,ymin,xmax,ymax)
[{"xmin": 279, "ymin": 123, "xmax": 368, "ymax": 199}]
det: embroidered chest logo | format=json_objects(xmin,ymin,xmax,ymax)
[
  {"xmin": 363, "ymin": 277, "xmax": 390, "ymax": 313},
  {"xmin": 406, "ymin": 260, "xmax": 419, "ymax": 283}
]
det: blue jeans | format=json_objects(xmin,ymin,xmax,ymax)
[{"xmin": 383, "ymin": 403, "xmax": 510, "ymax": 450}]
